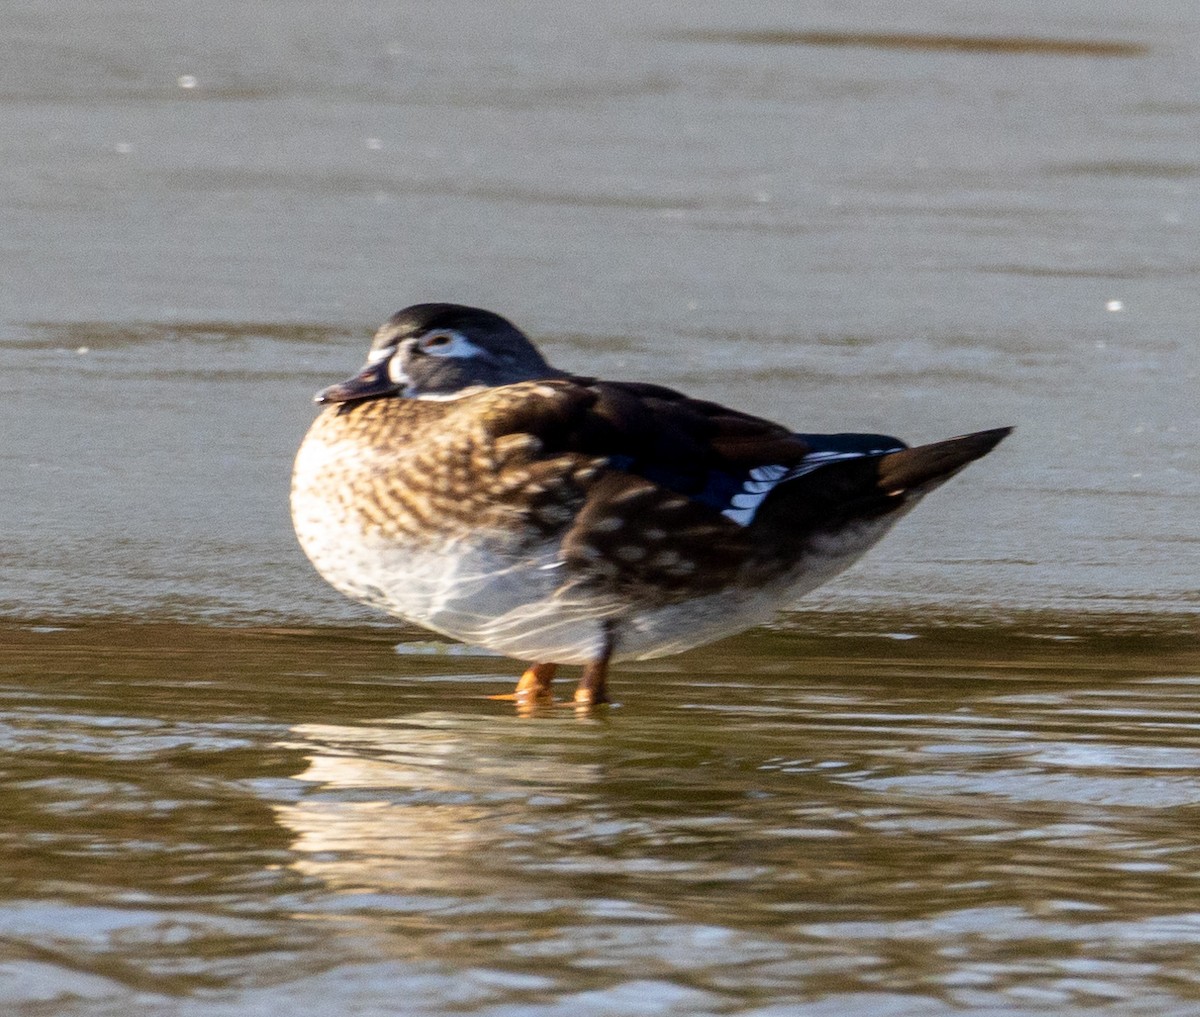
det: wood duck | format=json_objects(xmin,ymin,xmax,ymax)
[{"xmin": 291, "ymin": 303, "xmax": 1011, "ymax": 707}]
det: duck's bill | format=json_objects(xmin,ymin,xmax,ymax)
[{"xmin": 315, "ymin": 360, "xmax": 402, "ymax": 404}]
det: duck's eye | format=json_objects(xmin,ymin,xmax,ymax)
[{"xmin": 416, "ymin": 329, "xmax": 483, "ymax": 359}]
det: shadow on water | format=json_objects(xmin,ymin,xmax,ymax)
[
  {"xmin": 16, "ymin": 321, "xmax": 351, "ymax": 351},
  {"xmin": 671, "ymin": 30, "xmax": 1150, "ymax": 59},
  {"xmin": 1, "ymin": 613, "xmax": 1199, "ymax": 1013}
]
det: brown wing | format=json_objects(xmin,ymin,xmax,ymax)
[
  {"xmin": 482, "ymin": 376, "xmax": 812, "ymax": 478},
  {"xmin": 553, "ymin": 377, "xmax": 813, "ymax": 477},
  {"xmin": 472, "ymin": 378, "xmax": 814, "ymax": 595},
  {"xmin": 560, "ymin": 471, "xmax": 755, "ymax": 596}
]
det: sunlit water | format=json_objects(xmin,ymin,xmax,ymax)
[
  {"xmin": 2, "ymin": 0, "xmax": 1199, "ymax": 1013},
  {"xmin": 2, "ymin": 616, "xmax": 1199, "ymax": 1016}
]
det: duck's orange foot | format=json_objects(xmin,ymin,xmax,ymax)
[
  {"xmin": 486, "ymin": 661, "xmax": 612, "ymax": 715},
  {"xmin": 486, "ymin": 662, "xmax": 558, "ymax": 714}
]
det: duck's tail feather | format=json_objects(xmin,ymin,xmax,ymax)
[
  {"xmin": 876, "ymin": 426, "xmax": 1013, "ymax": 495},
  {"xmin": 751, "ymin": 426, "xmax": 1012, "ymax": 545}
]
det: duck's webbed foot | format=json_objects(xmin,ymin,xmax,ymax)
[{"xmin": 488, "ymin": 662, "xmax": 558, "ymax": 709}]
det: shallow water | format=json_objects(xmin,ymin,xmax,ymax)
[
  {"xmin": 2, "ymin": 0, "xmax": 1198, "ymax": 1013},
  {"xmin": 2, "ymin": 614, "xmax": 1199, "ymax": 1016}
]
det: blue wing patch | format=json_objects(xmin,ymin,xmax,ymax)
[
  {"xmin": 717, "ymin": 433, "xmax": 906, "ymax": 526},
  {"xmin": 608, "ymin": 432, "xmax": 906, "ymax": 528}
]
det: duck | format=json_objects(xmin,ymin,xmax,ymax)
[{"xmin": 291, "ymin": 303, "xmax": 1010, "ymax": 706}]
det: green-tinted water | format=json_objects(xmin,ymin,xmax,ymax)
[{"xmin": 3, "ymin": 615, "xmax": 1198, "ymax": 1014}]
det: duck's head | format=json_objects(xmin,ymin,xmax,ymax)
[{"xmin": 316, "ymin": 303, "xmax": 556, "ymax": 404}]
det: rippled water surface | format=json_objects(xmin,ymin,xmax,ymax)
[
  {"xmin": 2, "ymin": 616, "xmax": 1199, "ymax": 1016},
  {"xmin": 2, "ymin": 0, "xmax": 1198, "ymax": 1012}
]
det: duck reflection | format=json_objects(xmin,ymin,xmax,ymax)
[{"xmin": 274, "ymin": 713, "xmax": 604, "ymax": 891}]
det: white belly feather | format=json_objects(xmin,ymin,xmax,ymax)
[{"xmin": 295, "ymin": 488, "xmax": 900, "ymax": 666}]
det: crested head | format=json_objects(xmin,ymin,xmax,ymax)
[{"xmin": 316, "ymin": 303, "xmax": 559, "ymax": 405}]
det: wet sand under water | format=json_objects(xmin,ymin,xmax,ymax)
[{"xmin": 2, "ymin": 612, "xmax": 1199, "ymax": 1015}]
